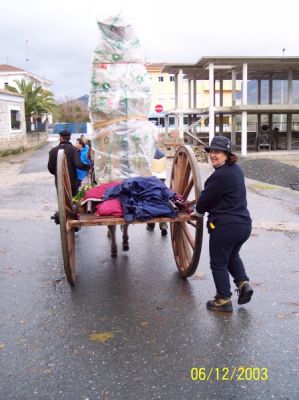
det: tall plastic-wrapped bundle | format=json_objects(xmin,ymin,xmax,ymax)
[{"xmin": 89, "ymin": 13, "xmax": 157, "ymax": 182}]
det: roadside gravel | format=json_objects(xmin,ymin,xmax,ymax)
[{"xmin": 239, "ymin": 158, "xmax": 299, "ymax": 189}]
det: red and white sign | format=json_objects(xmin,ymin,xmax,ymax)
[{"xmin": 155, "ymin": 104, "xmax": 163, "ymax": 113}]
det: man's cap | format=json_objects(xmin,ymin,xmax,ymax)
[
  {"xmin": 59, "ymin": 129, "xmax": 71, "ymax": 138},
  {"xmin": 204, "ymin": 135, "xmax": 233, "ymax": 154}
]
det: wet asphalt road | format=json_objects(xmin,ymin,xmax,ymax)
[{"xmin": 0, "ymin": 139, "xmax": 298, "ymax": 400}]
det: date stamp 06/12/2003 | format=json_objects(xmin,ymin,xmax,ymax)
[{"xmin": 190, "ymin": 367, "xmax": 268, "ymax": 382}]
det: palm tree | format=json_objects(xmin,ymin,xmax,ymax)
[{"xmin": 6, "ymin": 79, "xmax": 59, "ymax": 131}]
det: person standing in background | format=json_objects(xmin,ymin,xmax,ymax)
[
  {"xmin": 75, "ymin": 138, "xmax": 92, "ymax": 187},
  {"xmin": 146, "ymin": 148, "xmax": 168, "ymax": 236},
  {"xmin": 48, "ymin": 130, "xmax": 89, "ymax": 196}
]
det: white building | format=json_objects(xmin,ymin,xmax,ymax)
[
  {"xmin": 0, "ymin": 64, "xmax": 53, "ymax": 124},
  {"xmin": 0, "ymin": 89, "xmax": 27, "ymax": 154}
]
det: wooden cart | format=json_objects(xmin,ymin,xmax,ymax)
[{"xmin": 56, "ymin": 145, "xmax": 203, "ymax": 286}]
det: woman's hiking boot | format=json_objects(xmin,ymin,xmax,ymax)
[
  {"xmin": 236, "ymin": 281, "xmax": 253, "ymax": 305},
  {"xmin": 206, "ymin": 295, "xmax": 233, "ymax": 313}
]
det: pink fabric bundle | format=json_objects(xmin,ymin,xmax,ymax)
[
  {"xmin": 82, "ymin": 181, "xmax": 124, "ymax": 217},
  {"xmin": 95, "ymin": 199, "xmax": 123, "ymax": 217},
  {"xmin": 83, "ymin": 181, "xmax": 123, "ymax": 201}
]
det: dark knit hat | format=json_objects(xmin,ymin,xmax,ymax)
[{"xmin": 204, "ymin": 136, "xmax": 233, "ymax": 154}]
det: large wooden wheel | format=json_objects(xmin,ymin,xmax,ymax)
[
  {"xmin": 170, "ymin": 145, "xmax": 203, "ymax": 277},
  {"xmin": 57, "ymin": 149, "xmax": 76, "ymax": 286}
]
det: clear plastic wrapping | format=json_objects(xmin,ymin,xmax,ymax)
[
  {"xmin": 93, "ymin": 14, "xmax": 144, "ymax": 63},
  {"xmin": 92, "ymin": 119, "xmax": 157, "ymax": 182},
  {"xmin": 89, "ymin": 12, "xmax": 157, "ymax": 183},
  {"xmin": 89, "ymin": 63, "xmax": 151, "ymax": 118}
]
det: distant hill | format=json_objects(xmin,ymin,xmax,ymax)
[{"xmin": 77, "ymin": 95, "xmax": 89, "ymax": 105}]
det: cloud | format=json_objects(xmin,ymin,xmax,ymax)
[{"xmin": 1, "ymin": 0, "xmax": 299, "ymax": 99}]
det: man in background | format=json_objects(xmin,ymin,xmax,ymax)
[{"xmin": 48, "ymin": 129, "xmax": 89, "ymax": 196}]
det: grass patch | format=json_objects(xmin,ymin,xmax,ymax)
[{"xmin": 0, "ymin": 147, "xmax": 25, "ymax": 157}]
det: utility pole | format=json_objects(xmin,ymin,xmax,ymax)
[{"xmin": 25, "ymin": 39, "xmax": 29, "ymax": 68}]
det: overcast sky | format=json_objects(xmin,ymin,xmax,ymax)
[{"xmin": 1, "ymin": 0, "xmax": 298, "ymax": 101}]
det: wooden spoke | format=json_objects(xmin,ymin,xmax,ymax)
[
  {"xmin": 180, "ymin": 222, "xmax": 195, "ymax": 249},
  {"xmin": 178, "ymin": 225, "xmax": 192, "ymax": 268},
  {"xmin": 64, "ymin": 204, "xmax": 73, "ymax": 215},
  {"xmin": 179, "ymin": 161, "xmax": 191, "ymax": 195},
  {"xmin": 182, "ymin": 177, "xmax": 194, "ymax": 200},
  {"xmin": 170, "ymin": 145, "xmax": 203, "ymax": 277},
  {"xmin": 187, "ymin": 221, "xmax": 197, "ymax": 228},
  {"xmin": 64, "ymin": 183, "xmax": 73, "ymax": 205}
]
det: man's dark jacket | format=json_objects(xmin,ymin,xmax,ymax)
[{"xmin": 48, "ymin": 141, "xmax": 89, "ymax": 191}]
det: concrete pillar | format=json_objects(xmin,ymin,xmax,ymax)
[
  {"xmin": 287, "ymin": 114, "xmax": 292, "ymax": 150},
  {"xmin": 288, "ymin": 70, "xmax": 293, "ymax": 149},
  {"xmin": 231, "ymin": 69, "xmax": 237, "ymax": 147},
  {"xmin": 257, "ymin": 79, "xmax": 261, "ymax": 105},
  {"xmin": 231, "ymin": 115, "xmax": 236, "ymax": 146},
  {"xmin": 219, "ymin": 79, "xmax": 223, "ymax": 135},
  {"xmin": 177, "ymin": 68, "xmax": 184, "ymax": 139},
  {"xmin": 174, "ymin": 73, "xmax": 179, "ymax": 129},
  {"xmin": 187, "ymin": 79, "xmax": 192, "ymax": 127},
  {"xmin": 193, "ymin": 77, "xmax": 197, "ymax": 109},
  {"xmin": 209, "ymin": 63, "xmax": 215, "ymax": 143},
  {"xmin": 288, "ymin": 69, "xmax": 293, "ymax": 104},
  {"xmin": 232, "ymin": 69, "xmax": 236, "ymax": 106},
  {"xmin": 165, "ymin": 115, "xmax": 169, "ymax": 133},
  {"xmin": 241, "ymin": 63, "xmax": 248, "ymax": 155},
  {"xmin": 268, "ymin": 75, "xmax": 273, "ymax": 130},
  {"xmin": 269, "ymin": 76, "xmax": 273, "ymax": 105},
  {"xmin": 188, "ymin": 79, "xmax": 192, "ymax": 109},
  {"xmin": 257, "ymin": 79, "xmax": 261, "ymax": 143},
  {"xmin": 174, "ymin": 73, "xmax": 178, "ymax": 108}
]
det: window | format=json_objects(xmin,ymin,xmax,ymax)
[
  {"xmin": 170, "ymin": 76, "xmax": 175, "ymax": 82},
  {"xmin": 158, "ymin": 76, "xmax": 164, "ymax": 82},
  {"xmin": 10, "ymin": 109, "xmax": 21, "ymax": 130}
]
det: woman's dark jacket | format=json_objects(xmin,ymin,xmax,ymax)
[{"xmin": 196, "ymin": 163, "xmax": 251, "ymax": 225}]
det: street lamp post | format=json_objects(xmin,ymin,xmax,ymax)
[{"xmin": 25, "ymin": 39, "xmax": 29, "ymax": 65}]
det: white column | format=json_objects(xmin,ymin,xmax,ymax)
[
  {"xmin": 257, "ymin": 79, "xmax": 261, "ymax": 145},
  {"xmin": 269, "ymin": 75, "xmax": 273, "ymax": 130},
  {"xmin": 193, "ymin": 76, "xmax": 197, "ymax": 109},
  {"xmin": 241, "ymin": 63, "xmax": 248, "ymax": 156},
  {"xmin": 177, "ymin": 68, "xmax": 184, "ymax": 139},
  {"xmin": 288, "ymin": 69, "xmax": 293, "ymax": 104},
  {"xmin": 165, "ymin": 115, "xmax": 169, "ymax": 133},
  {"xmin": 231, "ymin": 69, "xmax": 237, "ymax": 146},
  {"xmin": 209, "ymin": 63, "xmax": 215, "ymax": 143},
  {"xmin": 232, "ymin": 69, "xmax": 236, "ymax": 106},
  {"xmin": 287, "ymin": 69, "xmax": 293, "ymax": 149},
  {"xmin": 287, "ymin": 114, "xmax": 292, "ymax": 150},
  {"xmin": 219, "ymin": 79, "xmax": 223, "ymax": 135},
  {"xmin": 188, "ymin": 79, "xmax": 192, "ymax": 109},
  {"xmin": 174, "ymin": 73, "xmax": 179, "ymax": 129},
  {"xmin": 257, "ymin": 79, "xmax": 261, "ymax": 105}
]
